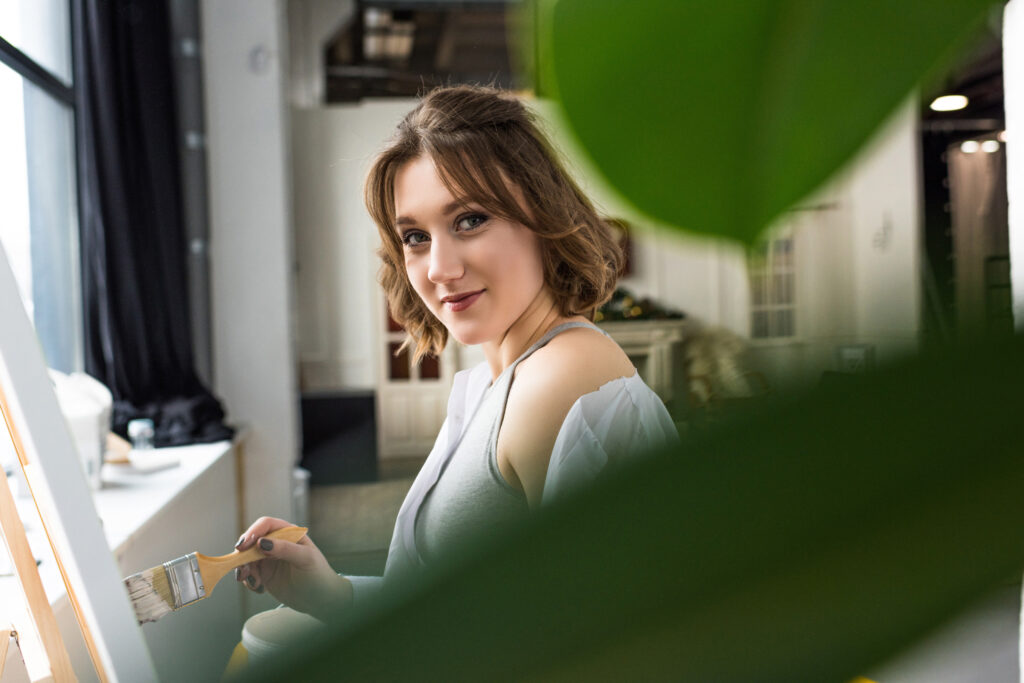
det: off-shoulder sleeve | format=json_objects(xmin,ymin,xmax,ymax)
[{"xmin": 542, "ymin": 373, "xmax": 678, "ymax": 505}]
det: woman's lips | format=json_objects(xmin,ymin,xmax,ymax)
[{"xmin": 442, "ymin": 290, "xmax": 483, "ymax": 312}]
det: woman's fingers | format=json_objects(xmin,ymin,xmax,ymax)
[
  {"xmin": 236, "ymin": 516, "xmax": 294, "ymax": 551},
  {"xmin": 235, "ymin": 562, "xmax": 252, "ymax": 586},
  {"xmin": 235, "ymin": 561, "xmax": 267, "ymax": 593},
  {"xmin": 255, "ymin": 536, "xmax": 314, "ymax": 568}
]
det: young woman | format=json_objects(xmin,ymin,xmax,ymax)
[{"xmin": 234, "ymin": 85, "xmax": 677, "ymax": 620}]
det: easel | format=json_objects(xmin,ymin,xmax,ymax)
[
  {"xmin": 0, "ymin": 627, "xmax": 30, "ymax": 683},
  {"xmin": 1, "ymin": 388, "xmax": 83, "ymax": 682},
  {"xmin": 0, "ymin": 248, "xmax": 156, "ymax": 682}
]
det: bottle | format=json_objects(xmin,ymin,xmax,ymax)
[{"xmin": 127, "ymin": 418, "xmax": 155, "ymax": 452}]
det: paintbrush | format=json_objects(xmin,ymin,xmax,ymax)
[{"xmin": 124, "ymin": 525, "xmax": 307, "ymax": 624}]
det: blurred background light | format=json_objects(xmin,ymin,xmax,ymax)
[{"xmin": 930, "ymin": 94, "xmax": 969, "ymax": 111}]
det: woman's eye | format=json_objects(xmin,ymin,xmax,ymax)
[
  {"xmin": 455, "ymin": 213, "xmax": 488, "ymax": 232},
  {"xmin": 401, "ymin": 231, "xmax": 429, "ymax": 247}
]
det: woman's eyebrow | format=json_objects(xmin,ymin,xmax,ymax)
[{"xmin": 395, "ymin": 201, "xmax": 469, "ymax": 226}]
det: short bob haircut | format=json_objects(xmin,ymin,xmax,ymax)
[{"xmin": 365, "ymin": 84, "xmax": 622, "ymax": 362}]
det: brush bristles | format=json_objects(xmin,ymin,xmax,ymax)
[{"xmin": 125, "ymin": 566, "xmax": 175, "ymax": 624}]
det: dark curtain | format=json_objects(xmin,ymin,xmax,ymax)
[{"xmin": 73, "ymin": 0, "xmax": 233, "ymax": 447}]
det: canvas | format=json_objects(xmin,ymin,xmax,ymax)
[{"xmin": 0, "ymin": 246, "xmax": 156, "ymax": 682}]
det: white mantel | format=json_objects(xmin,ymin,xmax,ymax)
[{"xmin": 598, "ymin": 320, "xmax": 689, "ymax": 405}]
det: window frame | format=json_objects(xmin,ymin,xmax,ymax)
[
  {"xmin": 0, "ymin": 4, "xmax": 85, "ymax": 374},
  {"xmin": 747, "ymin": 227, "xmax": 799, "ymax": 343},
  {"xmin": 0, "ymin": 33, "xmax": 74, "ymax": 107}
]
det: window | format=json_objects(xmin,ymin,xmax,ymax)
[
  {"xmin": 0, "ymin": 2, "xmax": 81, "ymax": 374},
  {"xmin": 748, "ymin": 231, "xmax": 796, "ymax": 339},
  {"xmin": 384, "ymin": 305, "xmax": 442, "ymax": 382}
]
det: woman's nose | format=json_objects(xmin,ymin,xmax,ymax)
[{"xmin": 427, "ymin": 237, "xmax": 463, "ymax": 283}]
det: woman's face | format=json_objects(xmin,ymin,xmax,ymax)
[{"xmin": 393, "ymin": 155, "xmax": 547, "ymax": 347}]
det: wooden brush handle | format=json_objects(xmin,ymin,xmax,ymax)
[{"xmin": 196, "ymin": 525, "xmax": 308, "ymax": 596}]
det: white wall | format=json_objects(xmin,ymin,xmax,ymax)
[
  {"xmin": 746, "ymin": 100, "xmax": 922, "ymax": 388},
  {"xmin": 292, "ymin": 100, "xmax": 417, "ymax": 390},
  {"xmin": 846, "ymin": 102, "xmax": 922, "ymax": 363},
  {"xmin": 201, "ymin": 0, "xmax": 298, "ymax": 524},
  {"xmin": 287, "ymin": 0, "xmax": 355, "ymax": 107}
]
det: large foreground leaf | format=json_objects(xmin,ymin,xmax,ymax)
[
  {"xmin": 250, "ymin": 336, "xmax": 1024, "ymax": 681},
  {"xmin": 535, "ymin": 0, "xmax": 994, "ymax": 244}
]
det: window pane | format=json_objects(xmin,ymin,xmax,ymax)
[
  {"xmin": 773, "ymin": 237, "xmax": 793, "ymax": 268},
  {"xmin": 752, "ymin": 311, "xmax": 769, "ymax": 338},
  {"xmin": 772, "ymin": 309, "xmax": 795, "ymax": 337},
  {"xmin": 388, "ymin": 342, "xmax": 410, "ymax": 380},
  {"xmin": 419, "ymin": 353, "xmax": 440, "ymax": 380},
  {"xmin": 750, "ymin": 273, "xmax": 765, "ymax": 306},
  {"xmin": 0, "ymin": 64, "xmax": 82, "ymax": 372},
  {"xmin": 0, "ymin": 0, "xmax": 72, "ymax": 85},
  {"xmin": 771, "ymin": 274, "xmax": 784, "ymax": 304},
  {"xmin": 772, "ymin": 273, "xmax": 794, "ymax": 304}
]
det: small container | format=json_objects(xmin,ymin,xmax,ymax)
[
  {"xmin": 241, "ymin": 606, "xmax": 323, "ymax": 666},
  {"xmin": 127, "ymin": 418, "xmax": 155, "ymax": 451},
  {"xmin": 49, "ymin": 370, "xmax": 110, "ymax": 491}
]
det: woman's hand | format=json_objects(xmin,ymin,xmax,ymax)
[{"xmin": 234, "ymin": 516, "xmax": 352, "ymax": 622}]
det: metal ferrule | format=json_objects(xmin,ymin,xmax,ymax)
[{"xmin": 163, "ymin": 553, "xmax": 205, "ymax": 609}]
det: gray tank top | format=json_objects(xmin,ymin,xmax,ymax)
[{"xmin": 413, "ymin": 321, "xmax": 604, "ymax": 561}]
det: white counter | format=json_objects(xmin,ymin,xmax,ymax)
[{"xmin": 98, "ymin": 440, "xmax": 236, "ymax": 560}]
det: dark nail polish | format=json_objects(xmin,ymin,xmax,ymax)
[
  {"xmin": 246, "ymin": 575, "xmax": 256, "ymax": 588},
  {"xmin": 259, "ymin": 538, "xmax": 273, "ymax": 552},
  {"xmin": 234, "ymin": 568, "xmax": 241, "ymax": 581},
  {"xmin": 235, "ymin": 534, "xmax": 246, "ymax": 549}
]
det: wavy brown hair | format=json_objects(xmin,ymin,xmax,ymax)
[{"xmin": 365, "ymin": 84, "xmax": 622, "ymax": 362}]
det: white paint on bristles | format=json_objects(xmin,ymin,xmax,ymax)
[{"xmin": 124, "ymin": 569, "xmax": 174, "ymax": 624}]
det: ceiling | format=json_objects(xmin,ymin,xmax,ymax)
[
  {"xmin": 324, "ymin": 1, "xmax": 1006, "ymax": 127},
  {"xmin": 921, "ymin": 17, "xmax": 1004, "ymax": 134},
  {"xmin": 325, "ymin": 0, "xmax": 523, "ymax": 102}
]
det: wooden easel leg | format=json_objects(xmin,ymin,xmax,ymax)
[
  {"xmin": 0, "ymin": 457, "xmax": 76, "ymax": 682},
  {"xmin": 1, "ymin": 382, "xmax": 109, "ymax": 683}
]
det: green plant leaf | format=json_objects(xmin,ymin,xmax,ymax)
[
  {"xmin": 248, "ymin": 336, "xmax": 1024, "ymax": 681},
  {"xmin": 536, "ymin": 0, "xmax": 993, "ymax": 244}
]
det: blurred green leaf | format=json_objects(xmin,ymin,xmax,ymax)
[
  {"xmin": 252, "ymin": 337, "xmax": 1024, "ymax": 681},
  {"xmin": 536, "ymin": 0, "xmax": 993, "ymax": 244}
]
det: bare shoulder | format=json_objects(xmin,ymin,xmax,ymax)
[
  {"xmin": 515, "ymin": 325, "xmax": 635, "ymax": 401},
  {"xmin": 497, "ymin": 324, "xmax": 636, "ymax": 505}
]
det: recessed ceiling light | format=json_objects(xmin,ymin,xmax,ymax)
[
  {"xmin": 961, "ymin": 140, "xmax": 980, "ymax": 153},
  {"xmin": 930, "ymin": 95, "xmax": 969, "ymax": 112},
  {"xmin": 981, "ymin": 140, "xmax": 1000, "ymax": 153},
  {"xmin": 998, "ymin": 130, "xmax": 1008, "ymax": 142}
]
